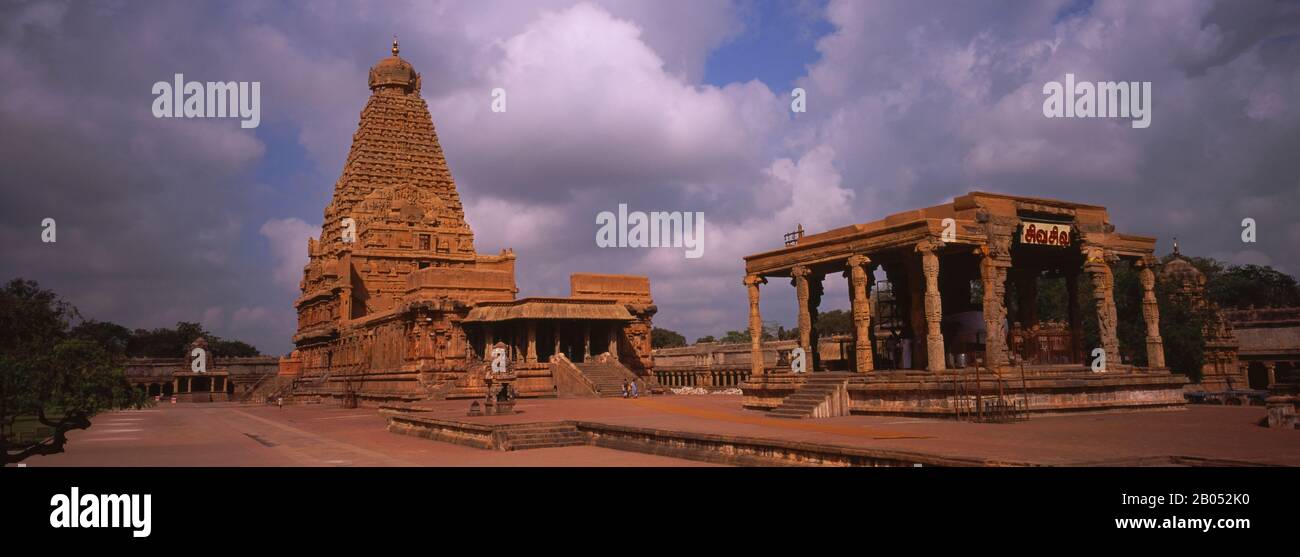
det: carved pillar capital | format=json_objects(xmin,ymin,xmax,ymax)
[
  {"xmin": 1138, "ymin": 265, "xmax": 1156, "ymax": 289},
  {"xmin": 846, "ymin": 253, "xmax": 871, "ymax": 269},
  {"xmin": 1083, "ymin": 244, "xmax": 1115, "ymax": 267},
  {"xmin": 743, "ymin": 274, "xmax": 767, "ymax": 288}
]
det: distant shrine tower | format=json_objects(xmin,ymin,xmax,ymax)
[{"xmin": 288, "ymin": 40, "xmax": 657, "ymax": 404}]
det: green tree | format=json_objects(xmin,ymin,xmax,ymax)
[
  {"xmin": 209, "ymin": 339, "xmax": 260, "ymax": 357},
  {"xmin": 694, "ymin": 335, "xmax": 716, "ymax": 344},
  {"xmin": 71, "ymin": 320, "xmax": 133, "ymax": 357},
  {"xmin": 1, "ymin": 279, "xmax": 148, "ymax": 464},
  {"xmin": 719, "ymin": 329, "xmax": 749, "ymax": 343},
  {"xmin": 814, "ymin": 309, "xmax": 853, "ymax": 336},
  {"xmin": 650, "ymin": 327, "xmax": 687, "ymax": 349},
  {"xmin": 1207, "ymin": 264, "xmax": 1300, "ymax": 308},
  {"xmin": 1158, "ymin": 288, "xmax": 1209, "ymax": 382},
  {"xmin": 125, "ymin": 321, "xmax": 261, "ymax": 357},
  {"xmin": 126, "ymin": 326, "xmax": 185, "ymax": 358}
]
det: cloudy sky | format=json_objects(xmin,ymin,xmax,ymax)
[{"xmin": 1, "ymin": 0, "xmax": 1297, "ymax": 355}]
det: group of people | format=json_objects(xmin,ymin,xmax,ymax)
[{"xmin": 621, "ymin": 380, "xmax": 639, "ymax": 399}]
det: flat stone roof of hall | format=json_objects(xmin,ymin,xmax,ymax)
[{"xmin": 463, "ymin": 297, "xmax": 634, "ymax": 322}]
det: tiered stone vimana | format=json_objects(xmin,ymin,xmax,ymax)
[{"xmin": 284, "ymin": 40, "xmax": 657, "ymax": 405}]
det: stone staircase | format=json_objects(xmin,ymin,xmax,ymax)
[
  {"xmin": 497, "ymin": 424, "xmax": 585, "ymax": 451},
  {"xmin": 574, "ymin": 361, "xmax": 634, "ymax": 397},
  {"xmin": 242, "ymin": 375, "xmax": 295, "ymax": 404},
  {"xmin": 768, "ymin": 375, "xmax": 851, "ymax": 419}
]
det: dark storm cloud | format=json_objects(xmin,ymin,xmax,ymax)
[
  {"xmin": 0, "ymin": 0, "xmax": 1296, "ymax": 352},
  {"xmin": 0, "ymin": 0, "xmax": 747, "ymax": 353}
]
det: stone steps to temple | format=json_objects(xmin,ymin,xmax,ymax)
[
  {"xmin": 769, "ymin": 383, "xmax": 841, "ymax": 419},
  {"xmin": 498, "ymin": 424, "xmax": 585, "ymax": 451},
  {"xmin": 574, "ymin": 363, "xmax": 636, "ymax": 397}
]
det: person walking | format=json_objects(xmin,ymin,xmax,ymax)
[
  {"xmin": 277, "ymin": 396, "xmax": 283, "ymax": 410},
  {"xmin": 630, "ymin": 380, "xmax": 639, "ymax": 399},
  {"xmin": 622, "ymin": 380, "xmax": 629, "ymax": 398}
]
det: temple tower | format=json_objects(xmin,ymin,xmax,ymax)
[{"xmin": 299, "ymin": 38, "xmax": 491, "ymax": 325}]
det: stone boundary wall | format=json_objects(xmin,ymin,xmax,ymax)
[
  {"xmin": 655, "ymin": 337, "xmax": 853, "ymax": 370},
  {"xmin": 742, "ymin": 370, "xmax": 1187, "ymax": 416},
  {"xmin": 124, "ymin": 356, "xmax": 280, "ymax": 384}
]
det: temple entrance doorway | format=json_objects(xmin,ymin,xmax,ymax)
[
  {"xmin": 1247, "ymin": 362, "xmax": 1270, "ymax": 390},
  {"xmin": 536, "ymin": 321, "xmax": 556, "ymax": 362},
  {"xmin": 559, "ymin": 323, "xmax": 586, "ymax": 363}
]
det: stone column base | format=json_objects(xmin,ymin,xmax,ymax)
[{"xmin": 1266, "ymin": 396, "xmax": 1298, "ymax": 429}]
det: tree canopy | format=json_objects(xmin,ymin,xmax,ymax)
[
  {"xmin": 650, "ymin": 327, "xmax": 687, "ymax": 349},
  {"xmin": 127, "ymin": 321, "xmax": 260, "ymax": 358},
  {"xmin": 1, "ymin": 279, "xmax": 149, "ymax": 463}
]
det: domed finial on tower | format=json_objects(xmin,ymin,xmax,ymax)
[
  {"xmin": 1172, "ymin": 236, "xmax": 1180, "ymax": 256},
  {"xmin": 369, "ymin": 35, "xmax": 419, "ymax": 92}
]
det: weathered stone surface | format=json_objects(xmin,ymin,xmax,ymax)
[
  {"xmin": 738, "ymin": 192, "xmax": 1188, "ymax": 417},
  {"xmin": 289, "ymin": 43, "xmax": 655, "ymax": 404}
]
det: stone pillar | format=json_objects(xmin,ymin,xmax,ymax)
[
  {"xmin": 917, "ymin": 242, "xmax": 945, "ymax": 371},
  {"xmin": 1266, "ymin": 362, "xmax": 1277, "ymax": 387},
  {"xmin": 1137, "ymin": 258, "xmax": 1166, "ymax": 368},
  {"xmin": 846, "ymin": 255, "xmax": 874, "ymax": 373},
  {"xmin": 554, "ymin": 323, "xmax": 562, "ymax": 360},
  {"xmin": 808, "ymin": 271, "xmax": 824, "ymax": 370},
  {"xmin": 526, "ymin": 321, "xmax": 537, "ymax": 364},
  {"xmin": 582, "ymin": 322, "xmax": 591, "ymax": 360},
  {"xmin": 744, "ymin": 274, "xmax": 767, "ymax": 377},
  {"xmin": 340, "ymin": 286, "xmax": 353, "ymax": 322},
  {"xmin": 608, "ymin": 324, "xmax": 619, "ymax": 359},
  {"xmin": 791, "ymin": 265, "xmax": 813, "ymax": 368},
  {"xmin": 1085, "ymin": 246, "xmax": 1120, "ymax": 370},
  {"xmin": 516, "ymin": 323, "xmax": 526, "ymax": 362},
  {"xmin": 979, "ymin": 247, "xmax": 1011, "ymax": 369},
  {"xmin": 485, "ymin": 326, "xmax": 495, "ymax": 359}
]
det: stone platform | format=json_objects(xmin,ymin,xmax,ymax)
[
  {"xmin": 742, "ymin": 368, "xmax": 1188, "ymax": 418},
  {"xmin": 381, "ymin": 394, "xmax": 1297, "ymax": 467}
]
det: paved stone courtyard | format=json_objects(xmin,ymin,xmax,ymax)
[
  {"xmin": 19, "ymin": 396, "xmax": 1300, "ymax": 466},
  {"xmin": 22, "ymin": 402, "xmax": 715, "ymax": 467}
]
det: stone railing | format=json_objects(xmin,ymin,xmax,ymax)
[{"xmin": 655, "ymin": 366, "xmax": 750, "ymax": 388}]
